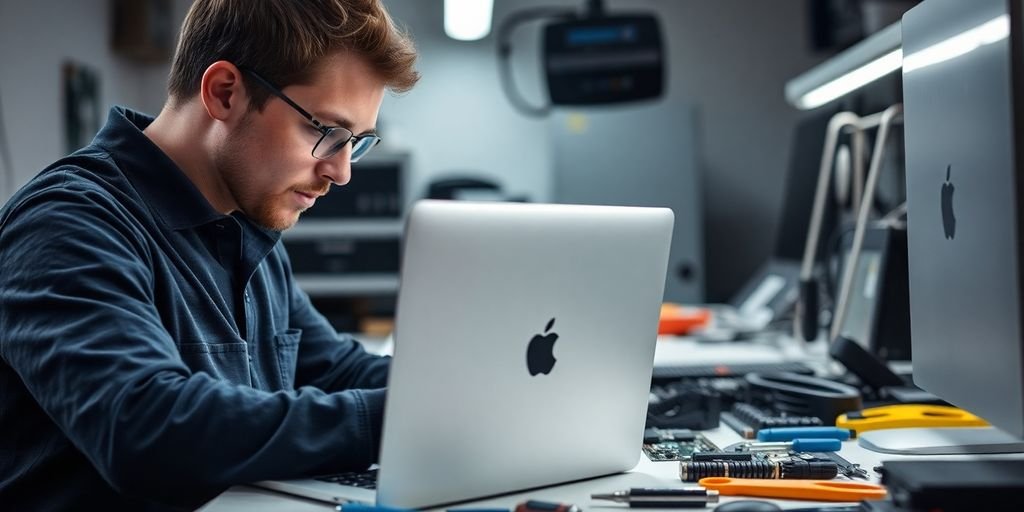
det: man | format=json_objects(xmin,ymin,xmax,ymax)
[{"xmin": 0, "ymin": 0, "xmax": 418, "ymax": 509}]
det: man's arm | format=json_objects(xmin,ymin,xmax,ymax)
[
  {"xmin": 285, "ymin": 262, "xmax": 391, "ymax": 391},
  {"xmin": 0, "ymin": 177, "xmax": 382, "ymax": 508}
]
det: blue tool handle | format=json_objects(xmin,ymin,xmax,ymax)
[
  {"xmin": 790, "ymin": 438, "xmax": 842, "ymax": 452},
  {"xmin": 757, "ymin": 426, "xmax": 852, "ymax": 442},
  {"xmin": 339, "ymin": 504, "xmax": 416, "ymax": 512}
]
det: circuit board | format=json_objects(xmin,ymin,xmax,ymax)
[{"xmin": 641, "ymin": 428, "xmax": 720, "ymax": 461}]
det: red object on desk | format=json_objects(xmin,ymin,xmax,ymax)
[{"xmin": 658, "ymin": 303, "xmax": 711, "ymax": 335}]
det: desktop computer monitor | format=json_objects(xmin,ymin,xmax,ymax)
[{"xmin": 862, "ymin": 0, "xmax": 1024, "ymax": 455}]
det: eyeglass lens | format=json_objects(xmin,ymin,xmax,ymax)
[{"xmin": 313, "ymin": 128, "xmax": 381, "ymax": 162}]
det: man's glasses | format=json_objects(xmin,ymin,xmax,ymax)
[{"xmin": 241, "ymin": 68, "xmax": 381, "ymax": 162}]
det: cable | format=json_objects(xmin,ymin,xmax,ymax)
[
  {"xmin": 831, "ymin": 104, "xmax": 904, "ymax": 342},
  {"xmin": 879, "ymin": 201, "xmax": 907, "ymax": 228},
  {"xmin": 496, "ymin": 7, "xmax": 576, "ymax": 118},
  {"xmin": 0, "ymin": 82, "xmax": 14, "ymax": 199}
]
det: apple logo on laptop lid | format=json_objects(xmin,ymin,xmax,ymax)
[{"xmin": 527, "ymin": 318, "xmax": 559, "ymax": 376}]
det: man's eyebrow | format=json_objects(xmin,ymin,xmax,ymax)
[{"xmin": 314, "ymin": 111, "xmax": 376, "ymax": 134}]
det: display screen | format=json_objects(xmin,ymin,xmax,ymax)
[{"xmin": 565, "ymin": 24, "xmax": 638, "ymax": 46}]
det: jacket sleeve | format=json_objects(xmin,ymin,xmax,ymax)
[
  {"xmin": 284, "ymin": 259, "xmax": 392, "ymax": 392},
  {"xmin": 0, "ymin": 176, "xmax": 383, "ymax": 508}
]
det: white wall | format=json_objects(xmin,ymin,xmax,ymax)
[
  {"xmin": 0, "ymin": 0, "xmax": 186, "ymax": 200},
  {"xmin": 0, "ymin": 0, "xmax": 828, "ymax": 301}
]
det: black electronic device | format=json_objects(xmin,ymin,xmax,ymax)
[
  {"xmin": 651, "ymin": 361, "xmax": 815, "ymax": 383},
  {"xmin": 722, "ymin": 403, "xmax": 824, "ymax": 439},
  {"xmin": 829, "ymin": 336, "xmax": 944, "ymax": 405},
  {"xmin": 829, "ymin": 336, "xmax": 904, "ymax": 390},
  {"xmin": 303, "ymin": 156, "xmax": 404, "ymax": 219},
  {"xmin": 834, "ymin": 226, "xmax": 911, "ymax": 362},
  {"xmin": 727, "ymin": 260, "xmax": 802, "ymax": 331},
  {"xmin": 497, "ymin": 1, "xmax": 665, "ymax": 117},
  {"xmin": 427, "ymin": 177, "xmax": 500, "ymax": 200},
  {"xmin": 744, "ymin": 372, "xmax": 862, "ymax": 425},
  {"xmin": 284, "ymin": 153, "xmax": 406, "ymax": 278},
  {"xmin": 647, "ymin": 381, "xmax": 721, "ymax": 430},
  {"xmin": 282, "ymin": 153, "xmax": 407, "ymax": 332},
  {"xmin": 285, "ymin": 238, "xmax": 400, "ymax": 275},
  {"xmin": 775, "ymin": 108, "xmax": 843, "ymax": 262},
  {"xmin": 880, "ymin": 460, "xmax": 1024, "ymax": 511},
  {"xmin": 543, "ymin": 14, "xmax": 664, "ymax": 105}
]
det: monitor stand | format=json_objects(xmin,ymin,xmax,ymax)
[{"xmin": 859, "ymin": 427, "xmax": 1024, "ymax": 455}]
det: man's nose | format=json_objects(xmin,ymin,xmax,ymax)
[{"xmin": 317, "ymin": 144, "xmax": 352, "ymax": 186}]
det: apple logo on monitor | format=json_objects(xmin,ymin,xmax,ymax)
[
  {"xmin": 526, "ymin": 318, "xmax": 559, "ymax": 376},
  {"xmin": 942, "ymin": 165, "xmax": 956, "ymax": 240}
]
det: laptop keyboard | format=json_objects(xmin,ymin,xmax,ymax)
[
  {"xmin": 313, "ymin": 468, "xmax": 378, "ymax": 490},
  {"xmin": 651, "ymin": 361, "xmax": 815, "ymax": 382}
]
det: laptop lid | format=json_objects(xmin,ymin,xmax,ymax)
[
  {"xmin": 256, "ymin": 200, "xmax": 673, "ymax": 507},
  {"xmin": 377, "ymin": 200, "xmax": 673, "ymax": 508}
]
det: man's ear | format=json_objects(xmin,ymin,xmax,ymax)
[{"xmin": 199, "ymin": 61, "xmax": 249, "ymax": 122}]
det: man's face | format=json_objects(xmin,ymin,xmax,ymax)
[{"xmin": 217, "ymin": 52, "xmax": 386, "ymax": 231}]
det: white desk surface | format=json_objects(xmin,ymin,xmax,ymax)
[{"xmin": 197, "ymin": 335, "xmax": 1023, "ymax": 511}]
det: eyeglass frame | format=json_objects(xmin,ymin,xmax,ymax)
[{"xmin": 239, "ymin": 67, "xmax": 382, "ymax": 162}]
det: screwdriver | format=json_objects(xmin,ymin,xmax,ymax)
[
  {"xmin": 731, "ymin": 438, "xmax": 841, "ymax": 453},
  {"xmin": 591, "ymin": 487, "xmax": 719, "ymax": 508},
  {"xmin": 756, "ymin": 426, "xmax": 852, "ymax": 442}
]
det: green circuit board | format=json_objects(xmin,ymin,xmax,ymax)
[{"xmin": 642, "ymin": 428, "xmax": 719, "ymax": 461}]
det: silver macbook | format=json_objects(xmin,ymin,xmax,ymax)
[{"xmin": 257, "ymin": 200, "xmax": 674, "ymax": 508}]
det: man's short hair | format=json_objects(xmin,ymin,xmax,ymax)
[{"xmin": 167, "ymin": 0, "xmax": 419, "ymax": 110}]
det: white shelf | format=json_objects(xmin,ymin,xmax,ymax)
[
  {"xmin": 295, "ymin": 274, "xmax": 400, "ymax": 296},
  {"xmin": 282, "ymin": 219, "xmax": 404, "ymax": 239}
]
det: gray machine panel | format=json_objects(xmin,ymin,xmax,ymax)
[
  {"xmin": 550, "ymin": 98, "xmax": 703, "ymax": 302},
  {"xmin": 902, "ymin": 0, "xmax": 1024, "ymax": 437}
]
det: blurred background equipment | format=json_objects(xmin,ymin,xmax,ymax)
[
  {"xmin": 497, "ymin": 0, "xmax": 664, "ymax": 118},
  {"xmin": 550, "ymin": 97, "xmax": 703, "ymax": 303},
  {"xmin": 281, "ymin": 152, "xmax": 408, "ymax": 333},
  {"xmin": 62, "ymin": 61, "xmax": 101, "ymax": 154},
  {"xmin": 111, "ymin": 0, "xmax": 174, "ymax": 63}
]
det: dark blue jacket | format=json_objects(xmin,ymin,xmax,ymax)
[{"xmin": 0, "ymin": 107, "xmax": 391, "ymax": 510}]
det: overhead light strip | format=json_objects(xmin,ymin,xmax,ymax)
[{"xmin": 798, "ymin": 49, "xmax": 903, "ymax": 110}]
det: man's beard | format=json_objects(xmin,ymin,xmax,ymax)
[{"xmin": 215, "ymin": 132, "xmax": 300, "ymax": 232}]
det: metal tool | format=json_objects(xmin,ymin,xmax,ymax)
[
  {"xmin": 591, "ymin": 487, "xmax": 719, "ymax": 508},
  {"xmin": 728, "ymin": 438, "xmax": 841, "ymax": 453},
  {"xmin": 697, "ymin": 477, "xmax": 887, "ymax": 502},
  {"xmin": 820, "ymin": 451, "xmax": 870, "ymax": 480}
]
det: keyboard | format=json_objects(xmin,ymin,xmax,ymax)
[
  {"xmin": 651, "ymin": 361, "xmax": 815, "ymax": 382},
  {"xmin": 313, "ymin": 468, "xmax": 378, "ymax": 489}
]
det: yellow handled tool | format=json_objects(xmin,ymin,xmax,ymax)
[{"xmin": 836, "ymin": 404, "xmax": 988, "ymax": 433}]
